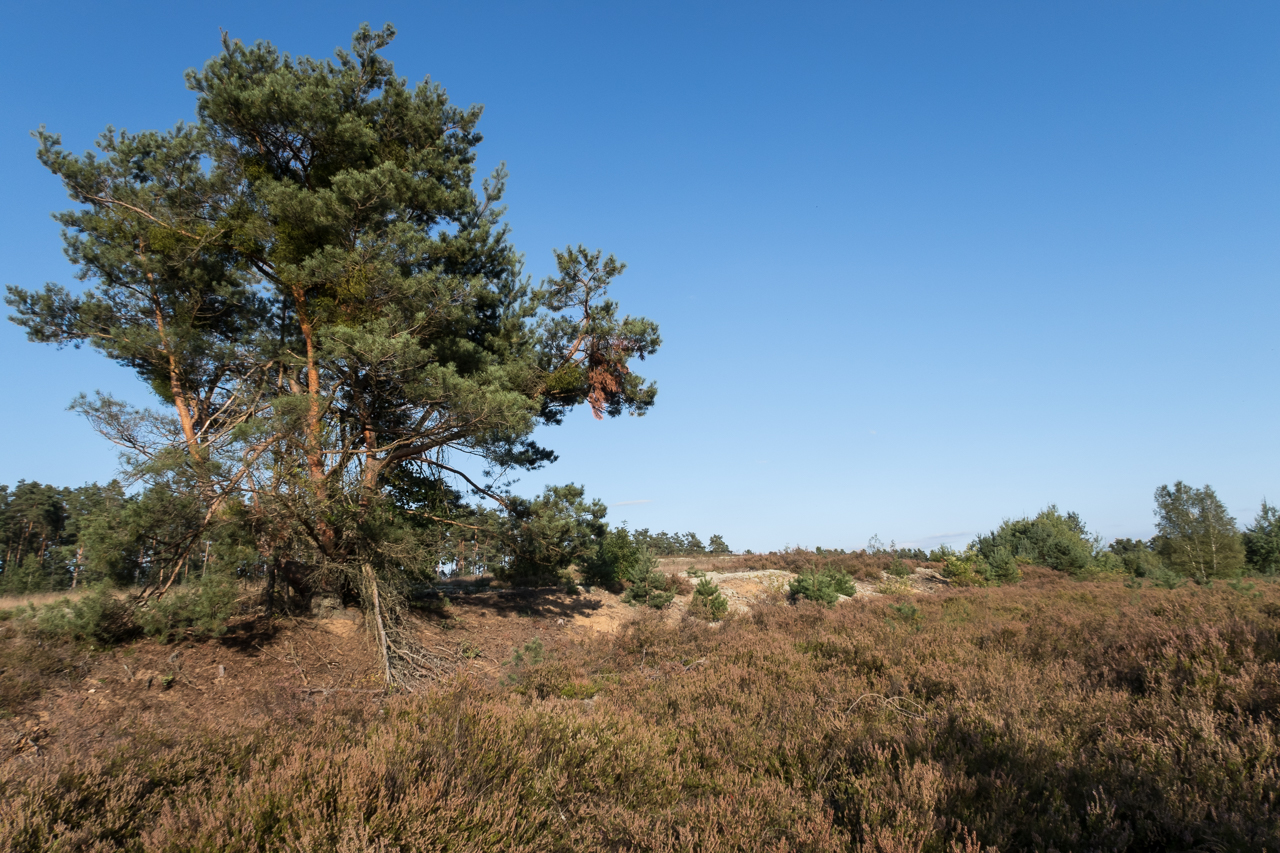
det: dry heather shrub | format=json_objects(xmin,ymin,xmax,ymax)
[
  {"xmin": 0, "ymin": 588, "xmax": 102, "ymax": 610},
  {"xmin": 0, "ymin": 626, "xmax": 81, "ymax": 716},
  {"xmin": 730, "ymin": 549, "xmax": 912, "ymax": 581},
  {"xmin": 3, "ymin": 576, "xmax": 1279, "ymax": 851},
  {"xmin": 667, "ymin": 572, "xmax": 694, "ymax": 596},
  {"xmin": 0, "ymin": 687, "xmax": 842, "ymax": 852},
  {"xmin": 592, "ymin": 582, "xmax": 1280, "ymax": 850}
]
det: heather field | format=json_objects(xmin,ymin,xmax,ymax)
[
  {"xmin": 2, "ymin": 569, "xmax": 1277, "ymax": 852},
  {"xmin": 2, "ymin": 7, "xmax": 1277, "ymax": 852}
]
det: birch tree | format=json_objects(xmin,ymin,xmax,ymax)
[{"xmin": 1152, "ymin": 481, "xmax": 1245, "ymax": 582}]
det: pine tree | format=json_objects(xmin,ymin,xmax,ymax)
[
  {"xmin": 689, "ymin": 577, "xmax": 728, "ymax": 621},
  {"xmin": 8, "ymin": 24, "xmax": 660, "ymax": 686},
  {"xmin": 1243, "ymin": 500, "xmax": 1280, "ymax": 575}
]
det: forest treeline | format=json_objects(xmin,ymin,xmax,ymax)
[
  {"xmin": 722, "ymin": 482, "xmax": 1280, "ymax": 599},
  {"xmin": 0, "ymin": 477, "xmax": 734, "ymax": 594},
  {"xmin": 630, "ymin": 530, "xmax": 730, "ymax": 557},
  {"xmin": 0, "ymin": 480, "xmax": 133, "ymax": 594},
  {"xmin": 6, "ymin": 473, "xmax": 1275, "ymax": 601},
  {"xmin": 899, "ymin": 481, "xmax": 1280, "ymax": 587},
  {"xmin": 0, "ymin": 479, "xmax": 275, "ymax": 597}
]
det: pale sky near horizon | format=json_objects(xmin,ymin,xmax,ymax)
[{"xmin": 0, "ymin": 1, "xmax": 1277, "ymax": 553}]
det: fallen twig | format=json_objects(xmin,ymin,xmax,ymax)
[
  {"xmin": 253, "ymin": 642, "xmax": 308, "ymax": 685},
  {"xmin": 843, "ymin": 693, "xmax": 930, "ymax": 720}
]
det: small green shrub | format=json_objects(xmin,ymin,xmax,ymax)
[
  {"xmin": 509, "ymin": 637, "xmax": 545, "ymax": 667},
  {"xmin": 984, "ymin": 546, "xmax": 1022, "ymax": 584},
  {"xmin": 621, "ymin": 549, "xmax": 675, "ymax": 609},
  {"xmin": 498, "ymin": 485, "xmax": 609, "ymax": 586},
  {"xmin": 827, "ymin": 570, "xmax": 856, "ymax": 596},
  {"xmin": 1227, "ymin": 578, "xmax": 1259, "ymax": 597},
  {"xmin": 581, "ymin": 527, "xmax": 641, "ymax": 590},
  {"xmin": 134, "ymin": 575, "xmax": 237, "ymax": 644},
  {"xmin": 1147, "ymin": 565, "xmax": 1187, "ymax": 590},
  {"xmin": 689, "ymin": 578, "xmax": 728, "ymax": 621},
  {"xmin": 504, "ymin": 638, "xmax": 581, "ymax": 698},
  {"xmin": 875, "ymin": 576, "xmax": 914, "ymax": 595},
  {"xmin": 503, "ymin": 638, "xmax": 545, "ymax": 689},
  {"xmin": 790, "ymin": 572, "xmax": 834, "ymax": 604},
  {"xmin": 928, "ymin": 544, "xmax": 957, "ymax": 563},
  {"xmin": 889, "ymin": 602, "xmax": 920, "ymax": 624},
  {"xmin": 1109, "ymin": 538, "xmax": 1166, "ymax": 577},
  {"xmin": 934, "ymin": 544, "xmax": 1022, "ymax": 586},
  {"xmin": 975, "ymin": 506, "xmax": 1096, "ymax": 577},
  {"xmin": 937, "ymin": 549, "xmax": 988, "ymax": 587},
  {"xmin": 1244, "ymin": 500, "xmax": 1280, "ymax": 575},
  {"xmin": 887, "ymin": 559, "xmax": 912, "ymax": 579},
  {"xmin": 789, "ymin": 568, "xmax": 855, "ymax": 605},
  {"xmin": 34, "ymin": 583, "xmax": 136, "ymax": 645}
]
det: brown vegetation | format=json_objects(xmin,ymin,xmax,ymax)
[
  {"xmin": 661, "ymin": 549, "xmax": 920, "ymax": 581},
  {"xmin": 2, "ymin": 571, "xmax": 1278, "ymax": 851}
]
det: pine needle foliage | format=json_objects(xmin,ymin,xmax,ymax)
[
  {"xmin": 620, "ymin": 549, "xmax": 674, "ymax": 609},
  {"xmin": 788, "ymin": 568, "xmax": 856, "ymax": 604},
  {"xmin": 1243, "ymin": 500, "xmax": 1280, "ymax": 575},
  {"xmin": 973, "ymin": 505, "xmax": 1091, "ymax": 578},
  {"xmin": 133, "ymin": 575, "xmax": 238, "ymax": 644},
  {"xmin": 688, "ymin": 578, "xmax": 728, "ymax": 621},
  {"xmin": 32, "ymin": 583, "xmax": 136, "ymax": 644},
  {"xmin": 7, "ymin": 24, "xmax": 661, "ymax": 685}
]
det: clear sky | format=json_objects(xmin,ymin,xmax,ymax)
[{"xmin": 1, "ymin": 1, "xmax": 1277, "ymax": 553}]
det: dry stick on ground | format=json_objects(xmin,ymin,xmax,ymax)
[
  {"xmin": 287, "ymin": 642, "xmax": 308, "ymax": 686},
  {"xmin": 841, "ymin": 693, "xmax": 931, "ymax": 721},
  {"xmin": 294, "ymin": 625, "xmax": 343, "ymax": 671},
  {"xmin": 389, "ymin": 639, "xmax": 459, "ymax": 683},
  {"xmin": 253, "ymin": 642, "xmax": 308, "ymax": 685}
]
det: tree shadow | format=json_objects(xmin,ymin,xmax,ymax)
[{"xmin": 439, "ymin": 586, "xmax": 607, "ymax": 621}]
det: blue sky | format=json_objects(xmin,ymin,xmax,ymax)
[{"xmin": 1, "ymin": 2, "xmax": 1276, "ymax": 552}]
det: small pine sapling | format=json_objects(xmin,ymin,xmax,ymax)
[
  {"xmin": 825, "ymin": 569, "xmax": 856, "ymax": 596},
  {"xmin": 509, "ymin": 637, "xmax": 545, "ymax": 667},
  {"xmin": 621, "ymin": 548, "xmax": 675, "ymax": 609},
  {"xmin": 789, "ymin": 570, "xmax": 839, "ymax": 605},
  {"xmin": 689, "ymin": 578, "xmax": 728, "ymax": 621},
  {"xmin": 622, "ymin": 571, "xmax": 675, "ymax": 609}
]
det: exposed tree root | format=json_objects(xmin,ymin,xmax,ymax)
[{"xmin": 358, "ymin": 566, "xmax": 458, "ymax": 691}]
